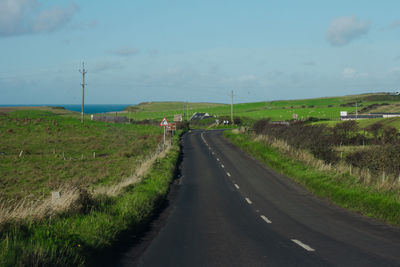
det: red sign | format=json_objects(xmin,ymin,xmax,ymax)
[
  {"xmin": 166, "ymin": 123, "xmax": 177, "ymax": 131},
  {"xmin": 160, "ymin": 117, "xmax": 169, "ymax": 126}
]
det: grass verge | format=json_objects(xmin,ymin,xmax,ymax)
[
  {"xmin": 224, "ymin": 131, "xmax": 400, "ymax": 226},
  {"xmin": 0, "ymin": 134, "xmax": 181, "ymax": 266}
]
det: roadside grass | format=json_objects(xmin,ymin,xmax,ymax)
[
  {"xmin": 0, "ymin": 134, "xmax": 181, "ymax": 267},
  {"xmin": 224, "ymin": 131, "xmax": 400, "ymax": 225},
  {"xmin": 0, "ymin": 110, "xmax": 162, "ymax": 201}
]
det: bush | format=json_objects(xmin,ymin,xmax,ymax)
[
  {"xmin": 233, "ymin": 117, "xmax": 242, "ymax": 125},
  {"xmin": 346, "ymin": 144, "xmax": 400, "ymax": 176},
  {"xmin": 253, "ymin": 119, "xmax": 270, "ymax": 134},
  {"xmin": 176, "ymin": 121, "xmax": 189, "ymax": 130}
]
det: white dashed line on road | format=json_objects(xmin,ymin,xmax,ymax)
[
  {"xmin": 234, "ymin": 184, "xmax": 240, "ymax": 189},
  {"xmin": 221, "ymin": 164, "xmax": 224, "ymax": 168},
  {"xmin": 217, "ymin": 158, "xmax": 220, "ymax": 161},
  {"xmin": 227, "ymin": 172, "xmax": 231, "ymax": 177},
  {"xmin": 245, "ymin": 198, "xmax": 252, "ymax": 204},
  {"xmin": 260, "ymin": 215, "xmax": 272, "ymax": 224},
  {"xmin": 291, "ymin": 239, "xmax": 315, "ymax": 252}
]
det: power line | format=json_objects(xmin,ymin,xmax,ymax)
[{"xmin": 79, "ymin": 62, "xmax": 87, "ymax": 124}]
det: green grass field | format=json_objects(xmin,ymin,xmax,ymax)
[
  {"xmin": 0, "ymin": 108, "xmax": 182, "ymax": 266},
  {"xmin": 0, "ymin": 110, "xmax": 163, "ymax": 201},
  {"xmin": 122, "ymin": 93, "xmax": 400, "ymax": 124},
  {"xmin": 0, "ymin": 135, "xmax": 180, "ymax": 267}
]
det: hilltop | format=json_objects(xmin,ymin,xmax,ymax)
[{"xmin": 122, "ymin": 92, "xmax": 400, "ymax": 127}]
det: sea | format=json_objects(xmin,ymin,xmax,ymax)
[{"xmin": 0, "ymin": 104, "xmax": 131, "ymax": 114}]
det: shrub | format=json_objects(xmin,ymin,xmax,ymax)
[
  {"xmin": 233, "ymin": 117, "xmax": 242, "ymax": 125},
  {"xmin": 346, "ymin": 144, "xmax": 400, "ymax": 176}
]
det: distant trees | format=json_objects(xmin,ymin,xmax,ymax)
[
  {"xmin": 365, "ymin": 122, "xmax": 383, "ymax": 142},
  {"xmin": 382, "ymin": 126, "xmax": 398, "ymax": 144},
  {"xmin": 332, "ymin": 120, "xmax": 358, "ymax": 146}
]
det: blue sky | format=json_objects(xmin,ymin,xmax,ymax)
[{"xmin": 1, "ymin": 0, "xmax": 399, "ymax": 104}]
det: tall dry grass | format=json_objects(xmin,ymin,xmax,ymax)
[
  {"xmin": 253, "ymin": 133, "xmax": 400, "ymax": 195},
  {"xmin": 95, "ymin": 143, "xmax": 171, "ymax": 196},
  {"xmin": 0, "ymin": 143, "xmax": 171, "ymax": 225}
]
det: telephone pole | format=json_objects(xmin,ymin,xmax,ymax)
[
  {"xmin": 230, "ymin": 90, "xmax": 235, "ymax": 124},
  {"xmin": 79, "ymin": 62, "xmax": 87, "ymax": 124},
  {"xmin": 186, "ymin": 101, "xmax": 189, "ymax": 121},
  {"xmin": 355, "ymin": 100, "xmax": 358, "ymax": 120}
]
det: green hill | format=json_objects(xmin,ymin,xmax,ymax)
[{"xmin": 122, "ymin": 92, "xmax": 400, "ymax": 123}]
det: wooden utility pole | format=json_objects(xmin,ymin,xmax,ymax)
[
  {"xmin": 230, "ymin": 90, "xmax": 234, "ymax": 124},
  {"xmin": 79, "ymin": 62, "xmax": 87, "ymax": 124},
  {"xmin": 355, "ymin": 99, "xmax": 358, "ymax": 120},
  {"xmin": 186, "ymin": 101, "xmax": 189, "ymax": 121}
]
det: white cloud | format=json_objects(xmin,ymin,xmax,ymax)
[
  {"xmin": 70, "ymin": 20, "xmax": 97, "ymax": 31},
  {"xmin": 389, "ymin": 20, "xmax": 400, "ymax": 30},
  {"xmin": 341, "ymin": 67, "xmax": 356, "ymax": 79},
  {"xmin": 341, "ymin": 67, "xmax": 368, "ymax": 80},
  {"xmin": 304, "ymin": 61, "xmax": 316, "ymax": 66},
  {"xmin": 148, "ymin": 49, "xmax": 159, "ymax": 56},
  {"xmin": 32, "ymin": 5, "xmax": 77, "ymax": 33},
  {"xmin": 326, "ymin": 16, "xmax": 370, "ymax": 46},
  {"xmin": 91, "ymin": 61, "xmax": 124, "ymax": 74},
  {"xmin": 111, "ymin": 47, "xmax": 139, "ymax": 57},
  {"xmin": 237, "ymin": 74, "xmax": 256, "ymax": 82},
  {"xmin": 389, "ymin": 67, "xmax": 400, "ymax": 76},
  {"xmin": 0, "ymin": 0, "xmax": 77, "ymax": 37}
]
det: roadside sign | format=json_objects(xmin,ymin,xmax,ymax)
[
  {"xmin": 174, "ymin": 114, "xmax": 182, "ymax": 122},
  {"xmin": 160, "ymin": 117, "xmax": 169, "ymax": 126},
  {"xmin": 166, "ymin": 123, "xmax": 177, "ymax": 131}
]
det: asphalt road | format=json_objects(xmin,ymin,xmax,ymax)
[{"xmin": 117, "ymin": 130, "xmax": 400, "ymax": 267}]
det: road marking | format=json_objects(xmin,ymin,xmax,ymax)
[
  {"xmin": 260, "ymin": 215, "xmax": 272, "ymax": 224},
  {"xmin": 217, "ymin": 158, "xmax": 220, "ymax": 161},
  {"xmin": 291, "ymin": 239, "xmax": 315, "ymax": 252},
  {"xmin": 234, "ymin": 184, "xmax": 240, "ymax": 189},
  {"xmin": 212, "ymin": 152, "xmax": 215, "ymax": 155},
  {"xmin": 221, "ymin": 164, "xmax": 224, "ymax": 168},
  {"xmin": 227, "ymin": 172, "xmax": 231, "ymax": 177},
  {"xmin": 245, "ymin": 198, "xmax": 252, "ymax": 204}
]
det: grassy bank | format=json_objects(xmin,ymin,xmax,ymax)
[
  {"xmin": 224, "ymin": 131, "xmax": 400, "ymax": 225},
  {"xmin": 0, "ymin": 134, "xmax": 181, "ymax": 266},
  {"xmin": 0, "ymin": 110, "xmax": 162, "ymax": 201}
]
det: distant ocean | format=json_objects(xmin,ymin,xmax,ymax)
[{"xmin": 0, "ymin": 104, "xmax": 131, "ymax": 114}]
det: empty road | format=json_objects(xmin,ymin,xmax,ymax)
[{"xmin": 117, "ymin": 130, "xmax": 400, "ymax": 267}]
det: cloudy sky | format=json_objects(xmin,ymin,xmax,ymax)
[{"xmin": 1, "ymin": 0, "xmax": 400, "ymax": 104}]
